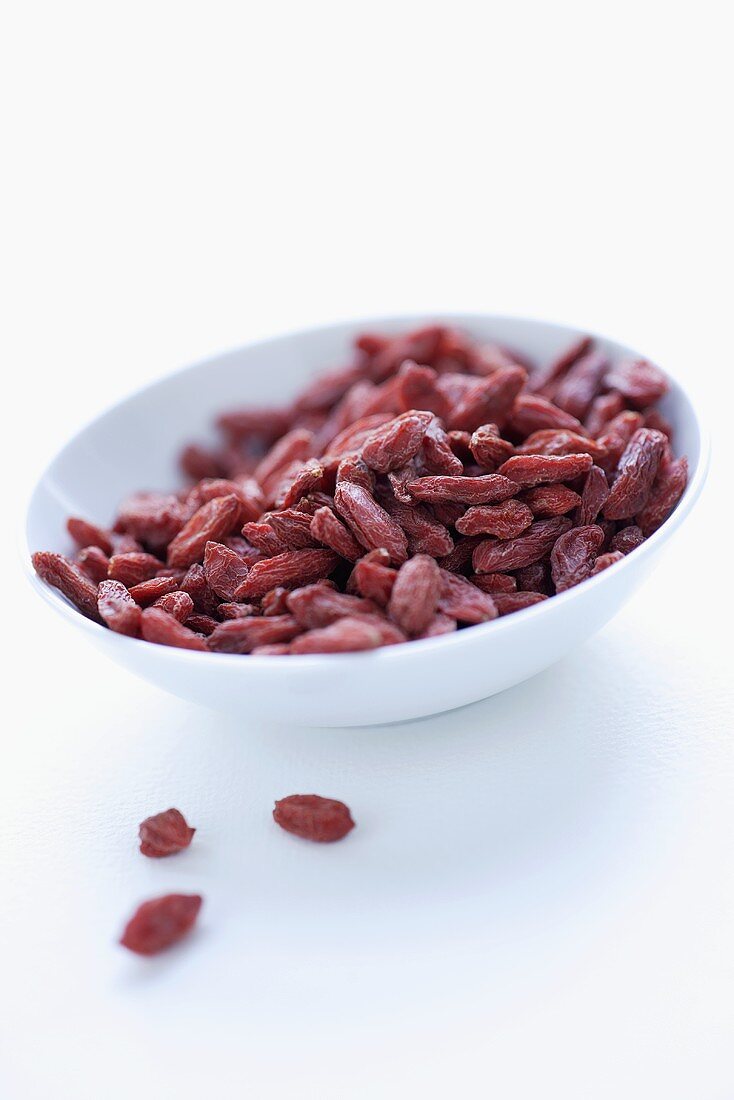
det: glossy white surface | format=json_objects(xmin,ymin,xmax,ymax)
[{"xmin": 25, "ymin": 314, "xmax": 708, "ymax": 726}]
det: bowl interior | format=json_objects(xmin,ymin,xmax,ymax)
[{"xmin": 26, "ymin": 314, "xmax": 705, "ymax": 575}]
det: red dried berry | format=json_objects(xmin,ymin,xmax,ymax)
[
  {"xmin": 387, "ymin": 554, "xmax": 441, "ymax": 635},
  {"xmin": 139, "ymin": 808, "xmax": 195, "ymax": 858},
  {"xmin": 550, "ymin": 525, "xmax": 605, "ymax": 592},
  {"xmin": 493, "ymin": 591, "xmax": 548, "ymax": 615},
  {"xmin": 108, "ymin": 552, "xmax": 162, "ymax": 587},
  {"xmin": 361, "ymin": 411, "xmax": 431, "ymax": 473},
  {"xmin": 349, "ymin": 555, "xmax": 397, "ymax": 605},
  {"xmin": 574, "ymin": 464, "xmax": 610, "ymax": 526},
  {"xmin": 610, "ymin": 525, "xmax": 645, "ymax": 555},
  {"xmin": 447, "ymin": 366, "xmax": 527, "ymax": 432},
  {"xmin": 76, "ymin": 545, "xmax": 111, "ymax": 583},
  {"xmin": 510, "ymin": 394, "xmax": 586, "ymax": 437},
  {"xmin": 521, "ymin": 484, "xmax": 582, "ymax": 518},
  {"xmin": 128, "ymin": 574, "xmax": 182, "ymax": 606},
  {"xmin": 407, "ymin": 473, "xmax": 519, "ymax": 505},
  {"xmin": 437, "ymin": 569, "xmax": 498, "ymax": 623},
  {"xmin": 585, "ymin": 391, "xmax": 626, "ymax": 437},
  {"xmin": 529, "ymin": 335, "xmax": 593, "ymax": 397},
  {"xmin": 67, "ymin": 517, "xmax": 114, "ymax": 556},
  {"xmin": 167, "ymin": 495, "xmax": 242, "ymax": 569},
  {"xmin": 471, "ymin": 572, "xmax": 517, "ymax": 594},
  {"xmin": 497, "ymin": 453, "xmax": 594, "ymax": 488},
  {"xmin": 286, "ymin": 585, "xmax": 377, "ymax": 629},
  {"xmin": 469, "ymin": 424, "xmax": 515, "ymax": 470},
  {"xmin": 273, "ymin": 794, "xmax": 355, "ymax": 842},
  {"xmin": 97, "ymin": 579, "xmax": 142, "ymax": 637},
  {"xmin": 604, "ymin": 358, "xmax": 668, "ymax": 409},
  {"xmin": 516, "ymin": 429, "xmax": 606, "ymax": 463},
  {"xmin": 455, "ymin": 500, "xmax": 534, "ymax": 538},
  {"xmin": 120, "ymin": 894, "xmax": 202, "ymax": 955},
  {"xmin": 140, "ymin": 607, "xmax": 208, "ymax": 650},
  {"xmin": 289, "ymin": 617, "xmax": 382, "ymax": 653},
  {"xmin": 153, "ymin": 590, "xmax": 195, "ymax": 622},
  {"xmin": 553, "ymin": 350, "xmax": 609, "ymax": 420},
  {"xmin": 604, "ymin": 429, "xmax": 667, "ymax": 520},
  {"xmin": 203, "ymin": 540, "xmax": 250, "ymax": 600},
  {"xmin": 235, "ymin": 548, "xmax": 339, "ymax": 598},
  {"xmin": 473, "ymin": 517, "xmax": 572, "ymax": 574},
  {"xmin": 635, "ymin": 455, "xmax": 688, "ymax": 536},
  {"xmin": 334, "ymin": 481, "xmax": 408, "ymax": 564},
  {"xmin": 207, "ymin": 615, "xmax": 302, "ymax": 653},
  {"xmin": 591, "ymin": 551, "xmax": 625, "ymax": 574},
  {"xmin": 32, "ymin": 552, "xmax": 102, "ymax": 622}
]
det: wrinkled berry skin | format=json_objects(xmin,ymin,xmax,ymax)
[
  {"xmin": 273, "ymin": 794, "xmax": 355, "ymax": 842},
  {"xmin": 120, "ymin": 894, "xmax": 202, "ymax": 955},
  {"xmin": 139, "ymin": 808, "xmax": 196, "ymax": 858}
]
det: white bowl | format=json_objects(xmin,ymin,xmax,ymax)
[{"xmin": 25, "ymin": 314, "xmax": 709, "ymax": 727}]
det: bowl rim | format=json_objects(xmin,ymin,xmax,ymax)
[{"xmin": 23, "ymin": 311, "xmax": 711, "ymax": 667}]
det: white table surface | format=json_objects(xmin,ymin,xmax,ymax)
[{"xmin": 3, "ymin": 3, "xmax": 732, "ymax": 1095}]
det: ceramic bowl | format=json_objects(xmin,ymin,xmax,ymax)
[{"xmin": 25, "ymin": 314, "xmax": 709, "ymax": 726}]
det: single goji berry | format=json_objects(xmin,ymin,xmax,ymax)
[
  {"xmin": 120, "ymin": 894, "xmax": 203, "ymax": 955},
  {"xmin": 273, "ymin": 794, "xmax": 355, "ymax": 841},
  {"xmin": 139, "ymin": 808, "xmax": 195, "ymax": 858}
]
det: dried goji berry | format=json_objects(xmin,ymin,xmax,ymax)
[
  {"xmin": 207, "ymin": 615, "xmax": 302, "ymax": 653},
  {"xmin": 140, "ymin": 607, "xmax": 208, "ymax": 650},
  {"xmin": 167, "ymin": 495, "xmax": 243, "ymax": 569},
  {"xmin": 604, "ymin": 429, "xmax": 667, "ymax": 520},
  {"xmin": 273, "ymin": 794, "xmax": 355, "ymax": 841},
  {"xmin": 493, "ymin": 591, "xmax": 548, "ymax": 614},
  {"xmin": 604, "ymin": 358, "xmax": 668, "ymax": 409},
  {"xmin": 469, "ymin": 423, "xmax": 515, "ymax": 470},
  {"xmin": 610, "ymin": 525, "xmax": 645, "ymax": 554},
  {"xmin": 97, "ymin": 579, "xmax": 142, "ymax": 637},
  {"xmin": 591, "ymin": 551, "xmax": 625, "ymax": 574},
  {"xmin": 108, "ymin": 551, "xmax": 162, "ymax": 587},
  {"xmin": 128, "ymin": 574, "xmax": 182, "ymax": 606},
  {"xmin": 509, "ymin": 394, "xmax": 586, "ymax": 437},
  {"xmin": 553, "ymin": 350, "xmax": 609, "ymax": 420},
  {"xmin": 67, "ymin": 517, "xmax": 114, "ymax": 557},
  {"xmin": 152, "ymin": 590, "xmax": 195, "ymax": 622},
  {"xmin": 529, "ymin": 335, "xmax": 592, "ymax": 397},
  {"xmin": 235, "ymin": 548, "xmax": 339, "ymax": 598},
  {"xmin": 437, "ymin": 569, "xmax": 498, "ymax": 623},
  {"xmin": 550, "ymin": 524, "xmax": 605, "ymax": 592},
  {"xmin": 139, "ymin": 808, "xmax": 195, "ymax": 858},
  {"xmin": 407, "ymin": 473, "xmax": 519, "ymax": 505},
  {"xmin": 473, "ymin": 517, "xmax": 572, "ymax": 574},
  {"xmin": 32, "ymin": 552, "xmax": 102, "ymax": 622},
  {"xmin": 497, "ymin": 453, "xmax": 594, "ymax": 488},
  {"xmin": 76, "ymin": 545, "xmax": 111, "ymax": 583},
  {"xmin": 387, "ymin": 554, "xmax": 441, "ymax": 635},
  {"xmin": 120, "ymin": 894, "xmax": 202, "ymax": 955},
  {"xmin": 361, "ymin": 411, "xmax": 431, "ymax": 473},
  {"xmin": 521, "ymin": 484, "xmax": 582, "ymax": 518},
  {"xmin": 203, "ymin": 541, "xmax": 250, "ymax": 601},
  {"xmin": 289, "ymin": 618, "xmax": 382, "ymax": 653},
  {"xmin": 334, "ymin": 482, "xmax": 408, "ymax": 564},
  {"xmin": 286, "ymin": 585, "xmax": 377, "ymax": 628},
  {"xmin": 574, "ymin": 465, "xmax": 610, "ymax": 525},
  {"xmin": 349, "ymin": 554, "xmax": 397, "ymax": 605},
  {"xmin": 455, "ymin": 500, "xmax": 534, "ymax": 538},
  {"xmin": 635, "ymin": 455, "xmax": 688, "ymax": 536}
]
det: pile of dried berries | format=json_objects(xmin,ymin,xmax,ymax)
[{"xmin": 34, "ymin": 326, "xmax": 688, "ymax": 653}]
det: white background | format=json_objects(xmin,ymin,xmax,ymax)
[{"xmin": 2, "ymin": 2, "xmax": 733, "ymax": 1098}]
